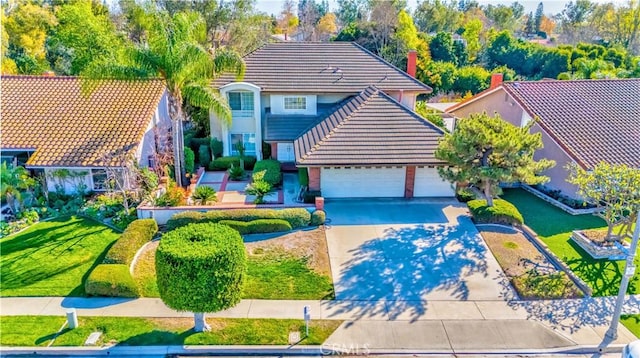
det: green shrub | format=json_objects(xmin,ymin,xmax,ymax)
[
  {"xmin": 227, "ymin": 164, "xmax": 245, "ymax": 181},
  {"xmin": 467, "ymin": 199, "xmax": 524, "ymax": 225},
  {"xmin": 191, "ymin": 186, "xmax": 217, "ymax": 205},
  {"xmin": 104, "ymin": 219, "xmax": 158, "ymax": 265},
  {"xmin": 512, "ymin": 270, "xmax": 582, "ymax": 299},
  {"xmin": 154, "ymin": 181, "xmax": 186, "ymax": 207},
  {"xmin": 262, "ymin": 141, "xmax": 272, "ymax": 159},
  {"xmin": 190, "ymin": 137, "xmax": 211, "ymax": 152},
  {"xmin": 456, "ymin": 187, "xmax": 476, "ymax": 203},
  {"xmin": 210, "ymin": 138, "xmax": 224, "ymax": 158},
  {"xmin": 184, "ymin": 147, "xmax": 195, "ymax": 174},
  {"xmin": 253, "ymin": 159, "xmax": 282, "ymax": 186},
  {"xmin": 209, "ymin": 156, "xmax": 256, "ymax": 170},
  {"xmin": 310, "ymin": 210, "xmax": 326, "ymax": 226},
  {"xmin": 198, "ymin": 145, "xmax": 211, "ymax": 168},
  {"xmin": 166, "ymin": 208, "xmax": 312, "ymax": 231},
  {"xmin": 245, "ymin": 171, "xmax": 272, "ymax": 204},
  {"xmin": 218, "ymin": 219, "xmax": 292, "ymax": 234},
  {"xmin": 156, "ymin": 223, "xmax": 246, "ymax": 312},
  {"xmin": 298, "ymin": 168, "xmax": 309, "ymax": 187},
  {"xmin": 303, "ymin": 190, "xmax": 321, "ymax": 204},
  {"xmin": 85, "ymin": 264, "xmax": 139, "ymax": 298}
]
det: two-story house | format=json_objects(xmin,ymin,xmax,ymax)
[{"xmin": 210, "ymin": 42, "xmax": 454, "ymax": 199}]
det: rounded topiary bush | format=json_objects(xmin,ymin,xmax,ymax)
[
  {"xmin": 467, "ymin": 199, "xmax": 524, "ymax": 225},
  {"xmin": 310, "ymin": 210, "xmax": 326, "ymax": 226},
  {"xmin": 156, "ymin": 223, "xmax": 247, "ymax": 331},
  {"xmin": 85, "ymin": 264, "xmax": 139, "ymax": 298}
]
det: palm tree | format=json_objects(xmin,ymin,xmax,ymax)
[{"xmin": 83, "ymin": 10, "xmax": 245, "ymax": 186}]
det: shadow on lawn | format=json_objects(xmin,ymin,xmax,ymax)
[
  {"xmin": 324, "ymin": 217, "xmax": 511, "ymax": 322},
  {"xmin": 116, "ymin": 329, "xmax": 196, "ymax": 346}
]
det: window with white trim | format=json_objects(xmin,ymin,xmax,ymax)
[
  {"xmin": 91, "ymin": 169, "xmax": 108, "ymax": 191},
  {"xmin": 283, "ymin": 96, "xmax": 307, "ymax": 110},
  {"xmin": 228, "ymin": 92, "xmax": 254, "ymax": 111},
  {"xmin": 230, "ymin": 133, "xmax": 256, "ymax": 155}
]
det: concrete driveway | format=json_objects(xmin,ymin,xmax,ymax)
[{"xmin": 324, "ymin": 199, "xmax": 513, "ymax": 319}]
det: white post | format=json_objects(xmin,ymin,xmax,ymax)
[
  {"xmin": 66, "ymin": 308, "xmax": 78, "ymax": 329},
  {"xmin": 605, "ymin": 212, "xmax": 640, "ymax": 340},
  {"xmin": 303, "ymin": 305, "xmax": 311, "ymax": 336}
]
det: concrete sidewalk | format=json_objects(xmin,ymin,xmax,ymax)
[{"xmin": 2, "ymin": 296, "xmax": 640, "ymax": 351}]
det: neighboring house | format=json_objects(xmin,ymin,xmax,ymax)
[
  {"xmin": 1, "ymin": 75, "xmax": 170, "ymax": 194},
  {"xmin": 211, "ymin": 42, "xmax": 454, "ymax": 198},
  {"xmin": 447, "ymin": 76, "xmax": 640, "ymax": 198}
]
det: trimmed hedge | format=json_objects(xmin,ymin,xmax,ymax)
[
  {"xmin": 298, "ymin": 168, "xmax": 309, "ymax": 186},
  {"xmin": 310, "ymin": 210, "xmax": 326, "ymax": 226},
  {"xmin": 85, "ymin": 264, "xmax": 139, "ymax": 298},
  {"xmin": 467, "ymin": 199, "xmax": 524, "ymax": 225},
  {"xmin": 104, "ymin": 219, "xmax": 158, "ymax": 265},
  {"xmin": 218, "ymin": 219, "xmax": 292, "ymax": 234},
  {"xmin": 156, "ymin": 223, "xmax": 246, "ymax": 313},
  {"xmin": 253, "ymin": 159, "xmax": 282, "ymax": 186},
  {"xmin": 209, "ymin": 156, "xmax": 257, "ymax": 170},
  {"xmin": 166, "ymin": 208, "xmax": 312, "ymax": 231}
]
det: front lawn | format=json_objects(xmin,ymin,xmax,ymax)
[
  {"xmin": 622, "ymin": 314, "xmax": 640, "ymax": 338},
  {"xmin": 0, "ymin": 216, "xmax": 121, "ymax": 297},
  {"xmin": 133, "ymin": 228, "xmax": 334, "ymax": 300},
  {"xmin": 0, "ymin": 316, "xmax": 342, "ymax": 346},
  {"xmin": 501, "ymin": 189, "xmax": 640, "ymax": 296}
]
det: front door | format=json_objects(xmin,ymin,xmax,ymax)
[{"xmin": 277, "ymin": 143, "xmax": 295, "ymax": 162}]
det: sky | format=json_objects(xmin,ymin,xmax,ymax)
[{"xmin": 254, "ymin": 0, "xmax": 616, "ymax": 16}]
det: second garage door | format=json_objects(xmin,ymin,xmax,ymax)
[
  {"xmin": 413, "ymin": 167, "xmax": 455, "ymax": 197},
  {"xmin": 321, "ymin": 167, "xmax": 406, "ymax": 198}
]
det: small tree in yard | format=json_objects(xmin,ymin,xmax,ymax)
[
  {"xmin": 245, "ymin": 170, "xmax": 272, "ymax": 204},
  {"xmin": 435, "ymin": 112, "xmax": 555, "ymax": 206},
  {"xmin": 1, "ymin": 163, "xmax": 36, "ymax": 215},
  {"xmin": 156, "ymin": 223, "xmax": 246, "ymax": 332},
  {"xmin": 568, "ymin": 162, "xmax": 640, "ymax": 243}
]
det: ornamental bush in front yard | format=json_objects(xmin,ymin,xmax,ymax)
[
  {"xmin": 467, "ymin": 199, "xmax": 524, "ymax": 225},
  {"xmin": 85, "ymin": 264, "xmax": 139, "ymax": 298},
  {"xmin": 310, "ymin": 210, "xmax": 326, "ymax": 226},
  {"xmin": 218, "ymin": 219, "xmax": 292, "ymax": 234},
  {"xmin": 104, "ymin": 219, "xmax": 158, "ymax": 265},
  {"xmin": 166, "ymin": 208, "xmax": 312, "ymax": 230},
  {"xmin": 156, "ymin": 223, "xmax": 247, "ymax": 332},
  {"xmin": 253, "ymin": 159, "xmax": 282, "ymax": 186}
]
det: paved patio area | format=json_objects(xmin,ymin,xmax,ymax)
[{"xmin": 324, "ymin": 199, "xmax": 514, "ymax": 321}]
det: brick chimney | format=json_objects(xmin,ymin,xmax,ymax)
[
  {"xmin": 42, "ymin": 71, "xmax": 55, "ymax": 77},
  {"xmin": 489, "ymin": 73, "xmax": 503, "ymax": 89},
  {"xmin": 406, "ymin": 50, "xmax": 417, "ymax": 78}
]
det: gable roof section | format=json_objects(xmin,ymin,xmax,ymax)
[
  {"xmin": 1, "ymin": 76, "xmax": 166, "ymax": 167},
  {"xmin": 294, "ymin": 86, "xmax": 446, "ymax": 166},
  {"xmin": 214, "ymin": 42, "xmax": 431, "ymax": 93},
  {"xmin": 502, "ymin": 79, "xmax": 640, "ymax": 169}
]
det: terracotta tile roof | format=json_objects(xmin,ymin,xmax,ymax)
[
  {"xmin": 294, "ymin": 86, "xmax": 446, "ymax": 166},
  {"xmin": 214, "ymin": 42, "xmax": 431, "ymax": 93},
  {"xmin": 1, "ymin": 76, "xmax": 166, "ymax": 167},
  {"xmin": 502, "ymin": 79, "xmax": 640, "ymax": 169}
]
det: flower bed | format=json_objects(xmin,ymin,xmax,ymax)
[{"xmin": 570, "ymin": 230, "xmax": 627, "ymax": 260}]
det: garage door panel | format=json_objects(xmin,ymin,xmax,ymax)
[
  {"xmin": 414, "ymin": 167, "xmax": 454, "ymax": 197},
  {"xmin": 321, "ymin": 167, "xmax": 406, "ymax": 198}
]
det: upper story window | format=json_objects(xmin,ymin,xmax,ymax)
[
  {"xmin": 284, "ymin": 96, "xmax": 307, "ymax": 110},
  {"xmin": 228, "ymin": 92, "xmax": 254, "ymax": 111}
]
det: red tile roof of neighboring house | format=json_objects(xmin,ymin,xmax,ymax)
[
  {"xmin": 1, "ymin": 76, "xmax": 166, "ymax": 167},
  {"xmin": 501, "ymin": 79, "xmax": 640, "ymax": 169},
  {"xmin": 294, "ymin": 86, "xmax": 446, "ymax": 166},
  {"xmin": 213, "ymin": 42, "xmax": 431, "ymax": 94}
]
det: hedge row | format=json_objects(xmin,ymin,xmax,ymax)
[
  {"xmin": 85, "ymin": 264, "xmax": 139, "ymax": 298},
  {"xmin": 167, "ymin": 208, "xmax": 311, "ymax": 231},
  {"xmin": 467, "ymin": 199, "xmax": 524, "ymax": 226},
  {"xmin": 219, "ymin": 219, "xmax": 292, "ymax": 234},
  {"xmin": 104, "ymin": 219, "xmax": 158, "ymax": 265},
  {"xmin": 208, "ymin": 156, "xmax": 257, "ymax": 170},
  {"xmin": 253, "ymin": 159, "xmax": 282, "ymax": 186}
]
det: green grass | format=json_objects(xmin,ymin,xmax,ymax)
[
  {"xmin": 501, "ymin": 188, "xmax": 640, "ymax": 296},
  {"xmin": 0, "ymin": 216, "xmax": 121, "ymax": 297},
  {"xmin": 134, "ymin": 248, "xmax": 334, "ymax": 300},
  {"xmin": 243, "ymin": 253, "xmax": 335, "ymax": 300},
  {"xmin": 622, "ymin": 314, "xmax": 640, "ymax": 338},
  {"xmin": 0, "ymin": 316, "xmax": 342, "ymax": 346}
]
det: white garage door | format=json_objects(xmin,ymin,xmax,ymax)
[
  {"xmin": 277, "ymin": 143, "xmax": 295, "ymax": 162},
  {"xmin": 321, "ymin": 167, "xmax": 406, "ymax": 198},
  {"xmin": 414, "ymin": 167, "xmax": 455, "ymax": 197}
]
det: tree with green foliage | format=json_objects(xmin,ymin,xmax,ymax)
[
  {"xmin": 1, "ymin": 13, "xmax": 18, "ymax": 74},
  {"xmin": 336, "ymin": 0, "xmax": 367, "ymax": 25},
  {"xmin": 567, "ymin": 162, "xmax": 640, "ymax": 243},
  {"xmin": 435, "ymin": 113, "xmax": 555, "ymax": 206},
  {"xmin": 156, "ymin": 223, "xmax": 246, "ymax": 331},
  {"xmin": 83, "ymin": 10, "xmax": 245, "ymax": 187},
  {"xmin": 452, "ymin": 65, "xmax": 489, "ymax": 94},
  {"xmin": 417, "ymin": 60, "xmax": 456, "ymax": 94},
  {"xmin": 461, "ymin": 18, "xmax": 482, "ymax": 62},
  {"xmin": 48, "ymin": 1, "xmax": 127, "ymax": 75},
  {"xmin": 429, "ymin": 32, "xmax": 457, "ymax": 63},
  {"xmin": 534, "ymin": 2, "xmax": 544, "ymax": 32},
  {"xmin": 1, "ymin": 163, "xmax": 36, "ymax": 215},
  {"xmin": 413, "ymin": 0, "xmax": 461, "ymax": 34}
]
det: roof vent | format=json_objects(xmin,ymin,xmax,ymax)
[{"xmin": 333, "ymin": 67, "xmax": 342, "ymax": 74}]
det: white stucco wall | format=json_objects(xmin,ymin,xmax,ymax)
[
  {"xmin": 44, "ymin": 168, "xmax": 93, "ymax": 194},
  {"xmin": 269, "ymin": 94, "xmax": 318, "ymax": 115},
  {"xmin": 215, "ymin": 82, "xmax": 262, "ymax": 159},
  {"xmin": 137, "ymin": 91, "xmax": 171, "ymax": 168}
]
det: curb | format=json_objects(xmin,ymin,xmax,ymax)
[{"xmin": 0, "ymin": 343, "xmax": 629, "ymax": 356}]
